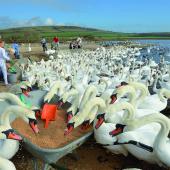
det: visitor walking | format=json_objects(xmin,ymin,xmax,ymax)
[
  {"xmin": 41, "ymin": 38, "xmax": 48, "ymax": 52},
  {"xmin": 12, "ymin": 42, "xmax": 20, "ymax": 59},
  {"xmin": 51, "ymin": 36, "xmax": 59, "ymax": 52},
  {"xmin": 0, "ymin": 40, "xmax": 14, "ymax": 85}
]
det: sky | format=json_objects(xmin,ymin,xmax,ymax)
[{"xmin": 0, "ymin": 0, "xmax": 170, "ymax": 33}]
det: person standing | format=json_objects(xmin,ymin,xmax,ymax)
[
  {"xmin": 52, "ymin": 36, "xmax": 59, "ymax": 51},
  {"xmin": 76, "ymin": 37, "xmax": 82, "ymax": 48},
  {"xmin": 0, "ymin": 40, "xmax": 13, "ymax": 85},
  {"xmin": 41, "ymin": 38, "xmax": 47, "ymax": 52},
  {"xmin": 12, "ymin": 41, "xmax": 20, "ymax": 59}
]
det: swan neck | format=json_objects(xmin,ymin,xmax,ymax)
[
  {"xmin": 80, "ymin": 86, "xmax": 97, "ymax": 109},
  {"xmin": 131, "ymin": 83, "xmax": 148, "ymax": 105},
  {"xmin": 0, "ymin": 106, "xmax": 23, "ymax": 128},
  {"xmin": 128, "ymin": 114, "xmax": 169, "ymax": 144}
]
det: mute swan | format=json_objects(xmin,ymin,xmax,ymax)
[
  {"xmin": 0, "ymin": 106, "xmax": 38, "ymax": 159},
  {"xmin": 109, "ymin": 113, "xmax": 166, "ymax": 166},
  {"xmin": 94, "ymin": 102, "xmax": 135, "ymax": 156},
  {"xmin": 138, "ymin": 88, "xmax": 170, "ymax": 111},
  {"xmin": 81, "ymin": 97, "xmax": 106, "ymax": 130},
  {"xmin": 64, "ymin": 97, "xmax": 106, "ymax": 135},
  {"xmin": 111, "ymin": 85, "xmax": 137, "ymax": 105},
  {"xmin": 64, "ymin": 85, "xmax": 98, "ymax": 124},
  {"xmin": 147, "ymin": 113, "xmax": 170, "ymax": 167},
  {"xmin": 112, "ymin": 85, "xmax": 170, "ymax": 111},
  {"xmin": 61, "ymin": 88, "xmax": 80, "ymax": 122},
  {"xmin": 0, "ymin": 125, "xmax": 22, "ymax": 170}
]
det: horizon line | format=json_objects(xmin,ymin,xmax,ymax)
[{"xmin": 0, "ymin": 25, "xmax": 170, "ymax": 34}]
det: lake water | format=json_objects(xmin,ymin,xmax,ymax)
[
  {"xmin": 134, "ymin": 40, "xmax": 170, "ymax": 48},
  {"xmin": 134, "ymin": 40, "xmax": 170, "ymax": 62}
]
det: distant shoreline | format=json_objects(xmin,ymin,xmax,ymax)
[{"xmin": 0, "ymin": 26, "xmax": 170, "ymax": 43}]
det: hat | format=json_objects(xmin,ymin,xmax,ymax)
[
  {"xmin": 20, "ymin": 84, "xmax": 27, "ymax": 90},
  {"xmin": 24, "ymin": 81, "xmax": 32, "ymax": 88}
]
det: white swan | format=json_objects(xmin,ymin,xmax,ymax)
[
  {"xmin": 109, "ymin": 113, "xmax": 165, "ymax": 166},
  {"xmin": 94, "ymin": 102, "xmax": 135, "ymax": 156},
  {"xmin": 138, "ymin": 88, "xmax": 170, "ymax": 111},
  {"xmin": 112, "ymin": 85, "xmax": 170, "ymax": 111},
  {"xmin": 0, "ymin": 106, "xmax": 38, "ymax": 159},
  {"xmin": 61, "ymin": 88, "xmax": 80, "ymax": 122},
  {"xmin": 130, "ymin": 113, "xmax": 170, "ymax": 167},
  {"xmin": 0, "ymin": 125, "xmax": 22, "ymax": 170},
  {"xmin": 64, "ymin": 97, "xmax": 106, "ymax": 135},
  {"xmin": 81, "ymin": 97, "xmax": 106, "ymax": 130}
]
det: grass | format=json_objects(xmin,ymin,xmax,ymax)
[{"xmin": 0, "ymin": 26, "xmax": 170, "ymax": 43}]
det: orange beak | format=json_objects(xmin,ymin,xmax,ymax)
[
  {"xmin": 109, "ymin": 124, "xmax": 126, "ymax": 137},
  {"xmin": 110, "ymin": 94, "xmax": 117, "ymax": 104},
  {"xmin": 64, "ymin": 124, "xmax": 74, "ymax": 136},
  {"xmin": 29, "ymin": 118, "xmax": 39, "ymax": 133},
  {"xmin": 8, "ymin": 132, "xmax": 22, "ymax": 141},
  {"xmin": 66, "ymin": 112, "xmax": 73, "ymax": 123},
  {"xmin": 95, "ymin": 117, "xmax": 104, "ymax": 129}
]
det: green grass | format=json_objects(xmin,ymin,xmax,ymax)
[{"xmin": 0, "ymin": 26, "xmax": 170, "ymax": 43}]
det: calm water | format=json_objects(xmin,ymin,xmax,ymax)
[
  {"xmin": 134, "ymin": 40, "xmax": 170, "ymax": 47},
  {"xmin": 134, "ymin": 40, "xmax": 170, "ymax": 62}
]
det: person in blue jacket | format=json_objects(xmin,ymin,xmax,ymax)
[{"xmin": 12, "ymin": 42, "xmax": 20, "ymax": 59}]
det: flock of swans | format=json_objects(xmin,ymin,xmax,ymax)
[
  {"xmin": 0, "ymin": 44, "xmax": 170, "ymax": 169},
  {"xmin": 41, "ymin": 45, "xmax": 170, "ymax": 167}
]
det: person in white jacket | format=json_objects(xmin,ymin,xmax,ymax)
[{"xmin": 0, "ymin": 40, "xmax": 12, "ymax": 85}]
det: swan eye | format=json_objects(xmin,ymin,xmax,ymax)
[
  {"xmin": 163, "ymin": 96, "xmax": 167, "ymax": 99},
  {"xmin": 67, "ymin": 122, "xmax": 75, "ymax": 128},
  {"xmin": 115, "ymin": 123, "xmax": 126, "ymax": 129},
  {"xmin": 97, "ymin": 113, "xmax": 105, "ymax": 119},
  {"xmin": 2, "ymin": 129, "xmax": 14, "ymax": 137},
  {"xmin": 121, "ymin": 81, "xmax": 128, "ymax": 86}
]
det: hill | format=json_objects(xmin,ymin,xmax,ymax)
[{"xmin": 0, "ymin": 26, "xmax": 170, "ymax": 43}]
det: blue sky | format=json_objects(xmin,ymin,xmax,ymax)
[{"xmin": 0, "ymin": 0, "xmax": 170, "ymax": 33}]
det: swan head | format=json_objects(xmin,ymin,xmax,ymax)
[
  {"xmin": 110, "ymin": 93, "xmax": 117, "ymax": 104},
  {"xmin": 0, "ymin": 125, "xmax": 22, "ymax": 141},
  {"xmin": 64, "ymin": 122, "xmax": 75, "ymax": 136},
  {"xmin": 109, "ymin": 123, "xmax": 126, "ymax": 137},
  {"xmin": 95, "ymin": 113, "xmax": 105, "ymax": 129},
  {"xmin": 81, "ymin": 119, "xmax": 91, "ymax": 130},
  {"xmin": 66, "ymin": 111, "xmax": 73, "ymax": 123},
  {"xmin": 21, "ymin": 108, "xmax": 39, "ymax": 133},
  {"xmin": 116, "ymin": 81, "xmax": 128, "ymax": 88},
  {"xmin": 111, "ymin": 85, "xmax": 136, "ymax": 104}
]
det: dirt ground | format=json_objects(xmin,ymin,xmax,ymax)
[{"xmin": 0, "ymin": 43, "xmax": 169, "ymax": 170}]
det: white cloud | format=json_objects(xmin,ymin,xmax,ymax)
[
  {"xmin": 0, "ymin": 16, "xmax": 58, "ymax": 29},
  {"xmin": 45, "ymin": 18, "xmax": 55, "ymax": 26}
]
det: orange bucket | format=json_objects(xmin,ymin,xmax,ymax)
[{"xmin": 41, "ymin": 103, "xmax": 57, "ymax": 128}]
